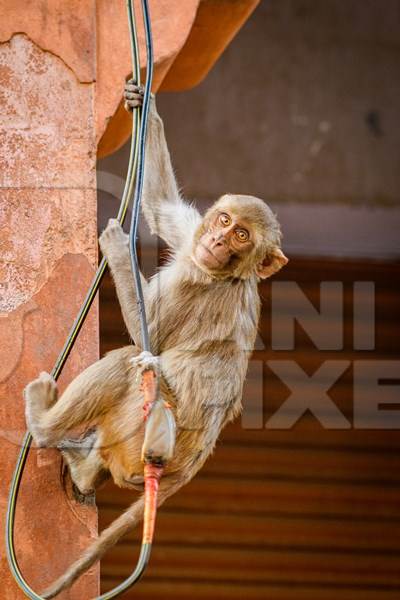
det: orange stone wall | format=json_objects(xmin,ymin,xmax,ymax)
[{"xmin": 0, "ymin": 3, "xmax": 99, "ymax": 598}]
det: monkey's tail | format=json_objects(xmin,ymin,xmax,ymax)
[
  {"xmin": 42, "ymin": 465, "xmax": 179, "ymax": 599},
  {"xmin": 42, "ymin": 494, "xmax": 146, "ymax": 599}
]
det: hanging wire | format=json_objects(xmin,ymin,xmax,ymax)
[
  {"xmin": 128, "ymin": 0, "xmax": 154, "ymax": 353},
  {"xmin": 5, "ymin": 0, "xmax": 154, "ymax": 597}
]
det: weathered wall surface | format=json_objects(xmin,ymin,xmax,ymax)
[{"xmin": 0, "ymin": 9, "xmax": 99, "ymax": 599}]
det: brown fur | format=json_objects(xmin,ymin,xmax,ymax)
[{"xmin": 24, "ymin": 86, "xmax": 287, "ymax": 598}]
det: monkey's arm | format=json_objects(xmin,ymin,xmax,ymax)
[
  {"xmin": 99, "ymin": 219, "xmax": 147, "ymax": 346},
  {"xmin": 125, "ymin": 81, "xmax": 201, "ymax": 250},
  {"xmin": 142, "ymin": 100, "xmax": 202, "ymax": 249}
]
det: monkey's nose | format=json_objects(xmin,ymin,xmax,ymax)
[{"xmin": 213, "ymin": 232, "xmax": 226, "ymax": 245}]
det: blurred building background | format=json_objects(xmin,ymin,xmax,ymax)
[{"xmin": 98, "ymin": 1, "xmax": 400, "ymax": 599}]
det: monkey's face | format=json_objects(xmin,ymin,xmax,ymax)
[
  {"xmin": 194, "ymin": 210, "xmax": 254, "ymax": 271},
  {"xmin": 192, "ymin": 194, "xmax": 288, "ymax": 280}
]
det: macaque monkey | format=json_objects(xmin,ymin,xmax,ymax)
[{"xmin": 24, "ymin": 81, "xmax": 288, "ymax": 598}]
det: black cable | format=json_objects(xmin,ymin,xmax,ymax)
[{"xmin": 128, "ymin": 0, "xmax": 154, "ymax": 353}]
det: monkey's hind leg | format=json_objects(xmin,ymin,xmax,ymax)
[
  {"xmin": 24, "ymin": 371, "xmax": 58, "ymax": 447},
  {"xmin": 58, "ymin": 430, "xmax": 109, "ymax": 502}
]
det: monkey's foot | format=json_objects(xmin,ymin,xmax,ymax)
[
  {"xmin": 72, "ymin": 483, "xmax": 96, "ymax": 506},
  {"xmin": 24, "ymin": 372, "xmax": 58, "ymax": 446}
]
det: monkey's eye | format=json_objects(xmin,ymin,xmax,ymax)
[
  {"xmin": 219, "ymin": 213, "xmax": 231, "ymax": 227},
  {"xmin": 235, "ymin": 228, "xmax": 249, "ymax": 242}
]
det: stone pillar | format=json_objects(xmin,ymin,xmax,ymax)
[{"xmin": 0, "ymin": 3, "xmax": 99, "ymax": 598}]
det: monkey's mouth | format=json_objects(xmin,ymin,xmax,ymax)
[{"xmin": 198, "ymin": 243, "xmax": 225, "ymax": 268}]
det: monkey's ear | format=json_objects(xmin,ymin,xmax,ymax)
[{"xmin": 256, "ymin": 248, "xmax": 288, "ymax": 279}]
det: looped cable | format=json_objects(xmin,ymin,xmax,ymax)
[{"xmin": 5, "ymin": 1, "xmax": 156, "ymax": 598}]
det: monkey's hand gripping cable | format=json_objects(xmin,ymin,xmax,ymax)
[{"xmin": 6, "ymin": 0, "xmax": 176, "ymax": 598}]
